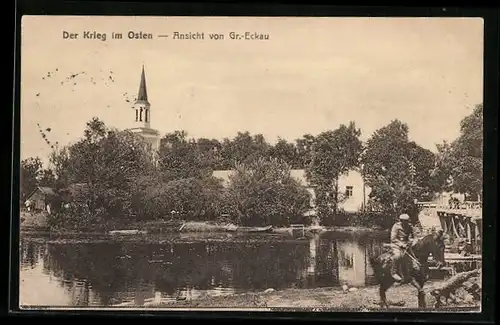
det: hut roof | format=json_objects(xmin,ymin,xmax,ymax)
[{"xmin": 25, "ymin": 186, "xmax": 56, "ymax": 201}]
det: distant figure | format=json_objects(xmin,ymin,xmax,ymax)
[
  {"xmin": 25, "ymin": 200, "xmax": 31, "ymax": 212},
  {"xmin": 390, "ymin": 213, "xmax": 416, "ymax": 282}
]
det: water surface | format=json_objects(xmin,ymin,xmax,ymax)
[{"xmin": 20, "ymin": 232, "xmax": 387, "ymax": 307}]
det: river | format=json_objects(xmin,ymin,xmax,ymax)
[{"xmin": 19, "ymin": 231, "xmax": 388, "ymax": 308}]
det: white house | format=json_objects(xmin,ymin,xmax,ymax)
[{"xmin": 212, "ymin": 168, "xmax": 371, "ymax": 216}]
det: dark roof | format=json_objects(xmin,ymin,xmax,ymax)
[
  {"xmin": 136, "ymin": 65, "xmax": 149, "ymax": 103},
  {"xmin": 25, "ymin": 186, "xmax": 56, "ymax": 201}
]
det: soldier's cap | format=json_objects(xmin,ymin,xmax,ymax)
[{"xmin": 399, "ymin": 214, "xmax": 410, "ymax": 221}]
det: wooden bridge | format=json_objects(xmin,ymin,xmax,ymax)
[{"xmin": 417, "ymin": 201, "xmax": 482, "ymax": 255}]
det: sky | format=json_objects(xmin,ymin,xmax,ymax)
[{"xmin": 20, "ymin": 16, "xmax": 484, "ymax": 166}]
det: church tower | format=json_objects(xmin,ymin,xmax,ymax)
[{"xmin": 128, "ymin": 65, "xmax": 161, "ymax": 161}]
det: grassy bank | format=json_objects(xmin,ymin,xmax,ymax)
[{"xmin": 145, "ymin": 280, "xmax": 480, "ymax": 311}]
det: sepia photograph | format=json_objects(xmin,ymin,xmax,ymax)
[{"xmin": 18, "ymin": 15, "xmax": 484, "ymax": 312}]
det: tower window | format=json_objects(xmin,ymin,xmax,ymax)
[
  {"xmin": 135, "ymin": 109, "xmax": 138, "ymax": 122},
  {"xmin": 145, "ymin": 109, "xmax": 148, "ymax": 123},
  {"xmin": 139, "ymin": 107, "xmax": 143, "ymax": 122},
  {"xmin": 345, "ymin": 186, "xmax": 353, "ymax": 198}
]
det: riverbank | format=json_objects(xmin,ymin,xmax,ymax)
[
  {"xmin": 144, "ymin": 280, "xmax": 480, "ymax": 311},
  {"xmin": 21, "ymin": 220, "xmax": 386, "ymax": 237},
  {"xmin": 20, "ymin": 223, "xmax": 388, "ymax": 245}
]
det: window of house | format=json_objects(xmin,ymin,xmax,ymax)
[{"xmin": 345, "ymin": 186, "xmax": 353, "ymax": 198}]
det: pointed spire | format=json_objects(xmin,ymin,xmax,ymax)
[{"xmin": 137, "ymin": 65, "xmax": 148, "ymax": 102}]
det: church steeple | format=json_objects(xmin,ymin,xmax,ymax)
[
  {"xmin": 136, "ymin": 65, "xmax": 149, "ymax": 104},
  {"xmin": 128, "ymin": 64, "xmax": 161, "ymax": 167},
  {"xmin": 133, "ymin": 65, "xmax": 152, "ymax": 128}
]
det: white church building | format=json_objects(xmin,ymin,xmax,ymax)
[{"xmin": 128, "ymin": 66, "xmax": 371, "ymax": 216}]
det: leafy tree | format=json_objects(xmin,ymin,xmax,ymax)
[
  {"xmin": 131, "ymin": 173, "xmax": 224, "ymax": 221},
  {"xmin": 219, "ymin": 132, "xmax": 272, "ymax": 169},
  {"xmin": 196, "ymin": 137, "xmax": 223, "ymax": 170},
  {"xmin": 20, "ymin": 157, "xmax": 43, "ymax": 201},
  {"xmin": 49, "ymin": 146, "xmax": 72, "ymax": 189},
  {"xmin": 38, "ymin": 169, "xmax": 57, "ymax": 188},
  {"xmin": 361, "ymin": 120, "xmax": 439, "ymax": 222},
  {"xmin": 436, "ymin": 104, "xmax": 483, "ymax": 201},
  {"xmin": 295, "ymin": 134, "xmax": 316, "ymax": 168},
  {"xmin": 223, "ymin": 157, "xmax": 311, "ymax": 227},
  {"xmin": 158, "ymin": 131, "xmax": 207, "ymax": 180},
  {"xmin": 269, "ymin": 138, "xmax": 298, "ymax": 168},
  {"xmin": 52, "ymin": 117, "xmax": 156, "ymax": 228},
  {"xmin": 306, "ymin": 122, "xmax": 363, "ymax": 223}
]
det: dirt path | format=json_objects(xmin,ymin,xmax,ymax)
[{"xmin": 150, "ymin": 280, "xmax": 480, "ymax": 311}]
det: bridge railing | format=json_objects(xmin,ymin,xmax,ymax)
[{"xmin": 417, "ymin": 201, "xmax": 482, "ymax": 210}]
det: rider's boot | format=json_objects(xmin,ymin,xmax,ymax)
[{"xmin": 390, "ymin": 261, "xmax": 403, "ymax": 282}]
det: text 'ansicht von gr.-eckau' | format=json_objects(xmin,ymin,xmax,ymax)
[{"xmin": 62, "ymin": 31, "xmax": 271, "ymax": 41}]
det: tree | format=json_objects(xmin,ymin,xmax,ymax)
[
  {"xmin": 52, "ymin": 117, "xmax": 156, "ymax": 228},
  {"xmin": 196, "ymin": 137, "xmax": 222, "ymax": 170},
  {"xmin": 223, "ymin": 157, "xmax": 312, "ymax": 226},
  {"xmin": 437, "ymin": 104, "xmax": 483, "ymax": 201},
  {"xmin": 158, "ymin": 131, "xmax": 207, "ymax": 180},
  {"xmin": 38, "ymin": 169, "xmax": 56, "ymax": 188},
  {"xmin": 361, "ymin": 120, "xmax": 439, "ymax": 222},
  {"xmin": 218, "ymin": 132, "xmax": 272, "ymax": 169},
  {"xmin": 295, "ymin": 134, "xmax": 316, "ymax": 168},
  {"xmin": 49, "ymin": 146, "xmax": 72, "ymax": 190},
  {"xmin": 132, "ymin": 174, "xmax": 224, "ymax": 221},
  {"xmin": 269, "ymin": 138, "xmax": 298, "ymax": 167},
  {"xmin": 306, "ymin": 122, "xmax": 363, "ymax": 223},
  {"xmin": 20, "ymin": 157, "xmax": 43, "ymax": 201}
]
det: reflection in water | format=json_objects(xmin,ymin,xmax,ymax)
[{"xmin": 20, "ymin": 233, "xmax": 385, "ymax": 307}]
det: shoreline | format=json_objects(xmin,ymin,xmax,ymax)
[
  {"xmin": 121, "ymin": 280, "xmax": 480, "ymax": 311},
  {"xmin": 20, "ymin": 224, "xmax": 387, "ymax": 238},
  {"xmin": 19, "ymin": 225, "xmax": 388, "ymax": 245}
]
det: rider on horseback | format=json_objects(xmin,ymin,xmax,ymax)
[{"xmin": 390, "ymin": 213, "xmax": 416, "ymax": 282}]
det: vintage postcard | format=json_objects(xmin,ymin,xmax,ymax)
[{"xmin": 18, "ymin": 15, "xmax": 484, "ymax": 312}]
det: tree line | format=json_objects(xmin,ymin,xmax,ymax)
[{"xmin": 20, "ymin": 103, "xmax": 483, "ymax": 230}]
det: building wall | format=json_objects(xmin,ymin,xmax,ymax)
[
  {"xmin": 130, "ymin": 128, "xmax": 161, "ymax": 164},
  {"xmin": 141, "ymin": 132, "xmax": 161, "ymax": 153},
  {"xmin": 337, "ymin": 169, "xmax": 371, "ymax": 213}
]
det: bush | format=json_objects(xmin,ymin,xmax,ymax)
[
  {"xmin": 222, "ymin": 158, "xmax": 312, "ymax": 227},
  {"xmin": 132, "ymin": 175, "xmax": 225, "ymax": 222}
]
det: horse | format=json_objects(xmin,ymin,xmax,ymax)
[{"xmin": 369, "ymin": 229, "xmax": 446, "ymax": 309}]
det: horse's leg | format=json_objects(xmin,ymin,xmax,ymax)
[
  {"xmin": 410, "ymin": 277, "xmax": 426, "ymax": 309},
  {"xmin": 379, "ymin": 277, "xmax": 392, "ymax": 309}
]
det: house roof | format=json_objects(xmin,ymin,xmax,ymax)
[
  {"xmin": 289, "ymin": 169, "xmax": 310, "ymax": 186},
  {"xmin": 25, "ymin": 186, "xmax": 56, "ymax": 201},
  {"xmin": 212, "ymin": 170, "xmax": 234, "ymax": 185}
]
